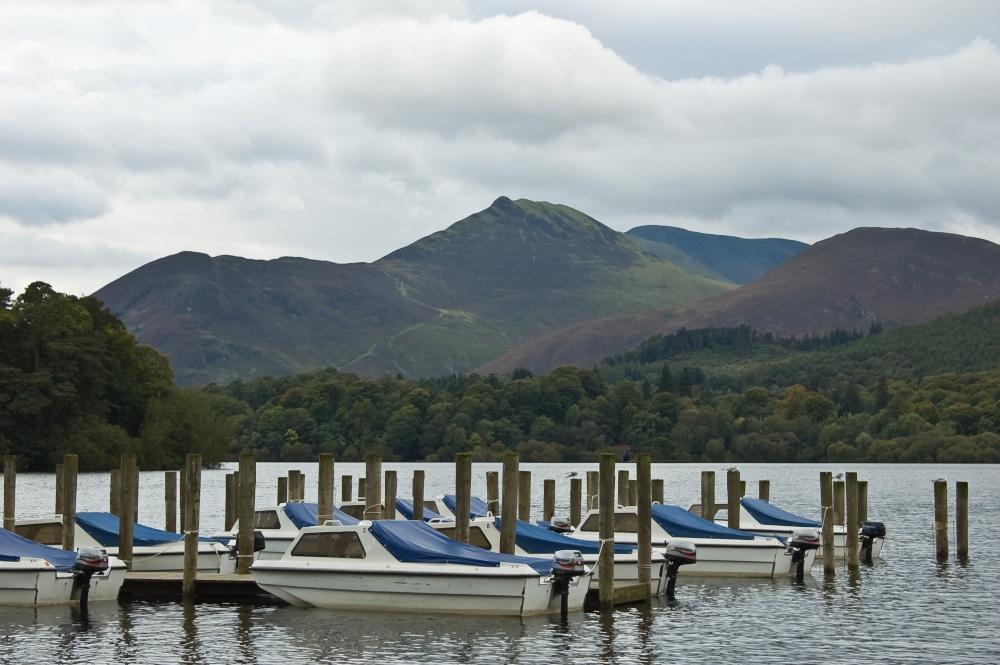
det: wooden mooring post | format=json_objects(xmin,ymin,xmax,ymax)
[
  {"xmin": 758, "ymin": 479, "xmax": 770, "ymax": 500},
  {"xmin": 384, "ymin": 470, "xmax": 397, "ymax": 520},
  {"xmin": 820, "ymin": 471, "xmax": 835, "ymax": 575},
  {"xmin": 518, "ymin": 470, "xmax": 531, "ymax": 522},
  {"xmin": 455, "ymin": 454, "xmax": 472, "ymax": 542},
  {"xmin": 934, "ymin": 478, "xmax": 948, "ymax": 560},
  {"xmin": 109, "ymin": 469, "xmax": 122, "ymax": 517},
  {"xmin": 586, "ymin": 471, "xmax": 599, "ymax": 511},
  {"xmin": 845, "ymin": 472, "xmax": 860, "ymax": 568},
  {"xmin": 834, "ymin": 479, "xmax": 846, "ymax": 526},
  {"xmin": 570, "ymin": 477, "xmax": 582, "ymax": 526},
  {"xmin": 318, "ymin": 454, "xmax": 335, "ymax": 526},
  {"xmin": 55, "ymin": 463, "xmax": 65, "ymax": 515},
  {"xmin": 543, "ymin": 479, "xmax": 555, "ymax": 521},
  {"xmin": 599, "ymin": 453, "xmax": 616, "ymax": 611},
  {"xmin": 700, "ymin": 470, "xmax": 715, "ymax": 521},
  {"xmin": 637, "ymin": 453, "xmax": 652, "ymax": 597},
  {"xmin": 957, "ymin": 481, "xmax": 969, "ymax": 559},
  {"xmin": 3, "ymin": 455, "xmax": 15, "ymax": 532},
  {"xmin": 120, "ymin": 454, "xmax": 138, "ymax": 571},
  {"xmin": 182, "ymin": 453, "xmax": 201, "ymax": 599},
  {"xmin": 617, "ymin": 469, "xmax": 629, "ymax": 507},
  {"xmin": 412, "ymin": 470, "xmax": 425, "ymax": 522},
  {"xmin": 225, "ymin": 473, "xmax": 237, "ymax": 531},
  {"xmin": 365, "ymin": 454, "xmax": 382, "ymax": 521},
  {"xmin": 727, "ymin": 467, "xmax": 741, "ymax": 531},
  {"xmin": 236, "ymin": 452, "xmax": 256, "ymax": 575},
  {"xmin": 500, "ymin": 452, "xmax": 518, "ymax": 554},
  {"xmin": 652, "ymin": 478, "xmax": 664, "ymax": 506},
  {"xmin": 60, "ymin": 455, "xmax": 78, "ymax": 552},
  {"xmin": 485, "ymin": 471, "xmax": 499, "ymax": 516},
  {"xmin": 341, "ymin": 475, "xmax": 353, "ymax": 503},
  {"xmin": 857, "ymin": 480, "xmax": 868, "ymax": 523},
  {"xmin": 165, "ymin": 470, "xmax": 177, "ymax": 533},
  {"xmin": 277, "ymin": 477, "xmax": 288, "ymax": 505}
]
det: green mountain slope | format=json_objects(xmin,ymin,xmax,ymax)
[{"xmin": 93, "ymin": 197, "xmax": 734, "ymax": 385}]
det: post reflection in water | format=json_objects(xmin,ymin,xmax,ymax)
[{"xmin": 181, "ymin": 601, "xmax": 199, "ymax": 664}]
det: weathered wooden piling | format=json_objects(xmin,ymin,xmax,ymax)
[
  {"xmin": 957, "ymin": 481, "xmax": 969, "ymax": 558},
  {"xmin": 412, "ymin": 470, "xmax": 425, "ymax": 522},
  {"xmin": 182, "ymin": 453, "xmax": 201, "ymax": 599},
  {"xmin": 165, "ymin": 470, "xmax": 177, "ymax": 533},
  {"xmin": 365, "ymin": 454, "xmax": 382, "ymax": 520},
  {"xmin": 3, "ymin": 455, "xmax": 15, "ymax": 532},
  {"xmin": 652, "ymin": 478, "xmax": 664, "ymax": 506},
  {"xmin": 358, "ymin": 477, "xmax": 366, "ymax": 499},
  {"xmin": 236, "ymin": 452, "xmax": 256, "ymax": 575},
  {"xmin": 570, "ymin": 478, "xmax": 582, "ymax": 526},
  {"xmin": 225, "ymin": 473, "xmax": 237, "ymax": 531},
  {"xmin": 543, "ymin": 479, "xmax": 555, "ymax": 521},
  {"xmin": 845, "ymin": 471, "xmax": 860, "ymax": 568},
  {"xmin": 341, "ymin": 475, "xmax": 353, "ymax": 503},
  {"xmin": 727, "ymin": 467, "xmax": 741, "ymax": 531},
  {"xmin": 617, "ymin": 469, "xmax": 629, "ymax": 506},
  {"xmin": 277, "ymin": 477, "xmax": 288, "ymax": 505},
  {"xmin": 586, "ymin": 471, "xmax": 599, "ymax": 511},
  {"xmin": 599, "ymin": 453, "xmax": 616, "ymax": 610},
  {"xmin": 518, "ymin": 470, "xmax": 531, "ymax": 522},
  {"xmin": 454, "ymin": 453, "xmax": 472, "ymax": 541},
  {"xmin": 109, "ymin": 468, "xmax": 122, "ymax": 516},
  {"xmin": 179, "ymin": 468, "xmax": 186, "ymax": 533},
  {"xmin": 934, "ymin": 478, "xmax": 948, "ymax": 560},
  {"xmin": 629, "ymin": 479, "xmax": 638, "ymax": 507},
  {"xmin": 820, "ymin": 471, "xmax": 835, "ymax": 574},
  {"xmin": 700, "ymin": 470, "xmax": 715, "ymax": 521},
  {"xmin": 500, "ymin": 452, "xmax": 518, "ymax": 554},
  {"xmin": 637, "ymin": 453, "xmax": 652, "ymax": 596},
  {"xmin": 485, "ymin": 471, "xmax": 499, "ymax": 516},
  {"xmin": 55, "ymin": 463, "xmax": 65, "ymax": 515},
  {"xmin": 758, "ymin": 479, "xmax": 770, "ymax": 500},
  {"xmin": 60, "ymin": 455, "xmax": 78, "ymax": 552},
  {"xmin": 120, "ymin": 454, "xmax": 138, "ymax": 571},
  {"xmin": 857, "ymin": 480, "xmax": 868, "ymax": 523},
  {"xmin": 318, "ymin": 454, "xmax": 335, "ymax": 526},
  {"xmin": 384, "ymin": 470, "xmax": 397, "ymax": 520},
  {"xmin": 288, "ymin": 470, "xmax": 303, "ymax": 502},
  {"xmin": 834, "ymin": 479, "xmax": 846, "ymax": 526}
]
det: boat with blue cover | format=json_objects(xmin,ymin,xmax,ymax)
[
  {"xmin": 572, "ymin": 503, "xmax": 817, "ymax": 578},
  {"xmin": 250, "ymin": 519, "xmax": 592, "ymax": 616},
  {"xmin": 0, "ymin": 526, "xmax": 125, "ymax": 606},
  {"xmin": 16, "ymin": 512, "xmax": 229, "ymax": 572}
]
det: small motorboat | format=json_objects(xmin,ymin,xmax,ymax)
[
  {"xmin": 17, "ymin": 512, "xmax": 229, "ymax": 572},
  {"xmin": 251, "ymin": 519, "xmax": 591, "ymax": 616},
  {"xmin": 572, "ymin": 503, "xmax": 817, "ymax": 578},
  {"xmin": 690, "ymin": 498, "xmax": 886, "ymax": 561},
  {"xmin": 437, "ymin": 494, "xmax": 670, "ymax": 593},
  {"xmin": 0, "ymin": 526, "xmax": 125, "ymax": 606}
]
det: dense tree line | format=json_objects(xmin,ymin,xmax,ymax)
[
  {"xmin": 0, "ymin": 282, "xmax": 231, "ymax": 471},
  {"xmin": 4, "ymin": 282, "xmax": 998, "ymax": 469}
]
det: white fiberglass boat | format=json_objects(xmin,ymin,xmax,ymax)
[
  {"xmin": 0, "ymin": 527, "xmax": 125, "ymax": 606},
  {"xmin": 16, "ymin": 512, "xmax": 228, "ymax": 572},
  {"xmin": 251, "ymin": 519, "xmax": 591, "ymax": 616},
  {"xmin": 572, "ymin": 504, "xmax": 817, "ymax": 578},
  {"xmin": 689, "ymin": 498, "xmax": 886, "ymax": 562}
]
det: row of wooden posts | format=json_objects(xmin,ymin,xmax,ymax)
[{"xmin": 3, "ymin": 452, "xmax": 970, "ymax": 604}]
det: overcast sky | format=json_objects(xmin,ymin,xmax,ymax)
[{"xmin": 3, "ymin": 1, "xmax": 999, "ymax": 298}]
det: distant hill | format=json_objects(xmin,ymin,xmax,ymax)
[
  {"xmin": 478, "ymin": 227, "xmax": 1000, "ymax": 375},
  {"xmin": 625, "ymin": 225, "xmax": 808, "ymax": 284},
  {"xmin": 93, "ymin": 197, "xmax": 733, "ymax": 386}
]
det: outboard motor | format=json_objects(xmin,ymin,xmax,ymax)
[
  {"xmin": 859, "ymin": 521, "xmax": 886, "ymax": 564},
  {"xmin": 787, "ymin": 528, "xmax": 820, "ymax": 582},
  {"xmin": 72, "ymin": 547, "xmax": 110, "ymax": 610},
  {"xmin": 227, "ymin": 530, "xmax": 267, "ymax": 569},
  {"xmin": 550, "ymin": 549, "xmax": 586, "ymax": 619},
  {"xmin": 546, "ymin": 516, "xmax": 574, "ymax": 534},
  {"xmin": 663, "ymin": 539, "xmax": 697, "ymax": 599}
]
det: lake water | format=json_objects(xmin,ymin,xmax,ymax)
[{"xmin": 1, "ymin": 462, "xmax": 998, "ymax": 664}]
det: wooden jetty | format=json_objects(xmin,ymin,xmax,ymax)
[{"xmin": 120, "ymin": 572, "xmax": 276, "ymax": 602}]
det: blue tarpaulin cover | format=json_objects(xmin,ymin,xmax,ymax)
[
  {"xmin": 0, "ymin": 527, "xmax": 78, "ymax": 571},
  {"xmin": 442, "ymin": 494, "xmax": 492, "ymax": 518},
  {"xmin": 651, "ymin": 504, "xmax": 757, "ymax": 540},
  {"xmin": 741, "ymin": 498, "xmax": 820, "ymax": 528},
  {"xmin": 511, "ymin": 518, "xmax": 634, "ymax": 555},
  {"xmin": 282, "ymin": 503, "xmax": 359, "ymax": 528},
  {"xmin": 395, "ymin": 498, "xmax": 447, "ymax": 522},
  {"xmin": 368, "ymin": 520, "xmax": 552, "ymax": 575},
  {"xmin": 76, "ymin": 512, "xmax": 220, "ymax": 547}
]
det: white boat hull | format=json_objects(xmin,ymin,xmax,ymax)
[
  {"xmin": 253, "ymin": 561, "xmax": 588, "ymax": 616},
  {"xmin": 0, "ymin": 557, "xmax": 126, "ymax": 606}
]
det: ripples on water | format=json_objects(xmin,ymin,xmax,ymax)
[{"xmin": 1, "ymin": 463, "xmax": 998, "ymax": 664}]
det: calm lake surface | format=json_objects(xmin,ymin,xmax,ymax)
[{"xmin": 2, "ymin": 462, "xmax": 998, "ymax": 664}]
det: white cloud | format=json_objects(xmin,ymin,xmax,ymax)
[{"xmin": 1, "ymin": 1, "xmax": 998, "ymax": 298}]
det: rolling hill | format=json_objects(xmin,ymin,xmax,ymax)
[{"xmin": 478, "ymin": 227, "xmax": 1000, "ymax": 375}]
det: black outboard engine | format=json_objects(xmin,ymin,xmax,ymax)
[
  {"xmin": 550, "ymin": 549, "xmax": 586, "ymax": 619},
  {"xmin": 787, "ymin": 528, "xmax": 820, "ymax": 582},
  {"xmin": 546, "ymin": 516, "xmax": 574, "ymax": 534},
  {"xmin": 72, "ymin": 547, "xmax": 110, "ymax": 610},
  {"xmin": 663, "ymin": 539, "xmax": 697, "ymax": 599},
  {"xmin": 859, "ymin": 521, "xmax": 886, "ymax": 564}
]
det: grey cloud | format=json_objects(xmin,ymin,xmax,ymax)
[{"xmin": 0, "ymin": 167, "xmax": 110, "ymax": 225}]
